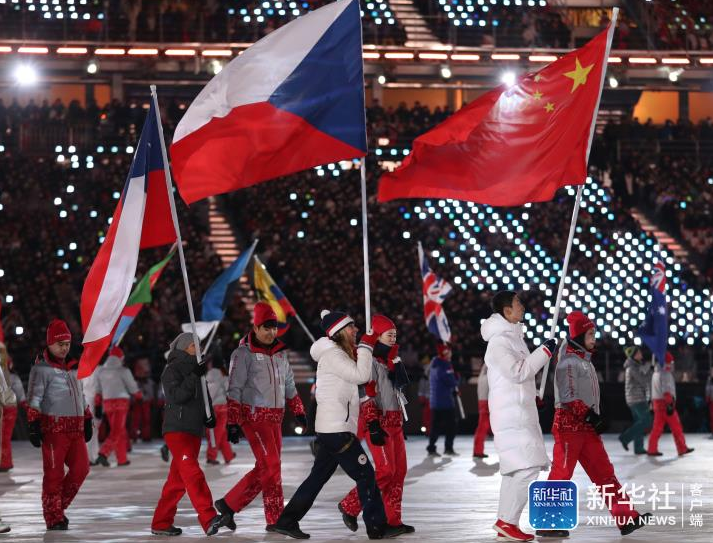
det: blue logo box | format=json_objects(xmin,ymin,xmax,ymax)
[{"xmin": 528, "ymin": 480, "xmax": 578, "ymax": 530}]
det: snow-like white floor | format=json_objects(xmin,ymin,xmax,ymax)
[{"xmin": 1, "ymin": 434, "xmax": 712, "ymax": 542}]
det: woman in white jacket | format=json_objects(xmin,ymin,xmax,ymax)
[
  {"xmin": 480, "ymin": 292, "xmax": 555, "ymax": 543},
  {"xmin": 270, "ymin": 310, "xmax": 397, "ymax": 540}
]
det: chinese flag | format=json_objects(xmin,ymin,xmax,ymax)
[{"xmin": 378, "ymin": 23, "xmax": 614, "ymax": 206}]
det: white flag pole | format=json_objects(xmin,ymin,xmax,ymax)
[
  {"xmin": 359, "ymin": 161, "xmax": 372, "ymax": 332},
  {"xmin": 150, "ymin": 85, "xmax": 215, "ymax": 446},
  {"xmin": 538, "ymin": 7, "xmax": 619, "ymax": 400},
  {"xmin": 201, "ymin": 321, "xmax": 220, "ymax": 358}
]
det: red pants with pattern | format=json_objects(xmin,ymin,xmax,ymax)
[
  {"xmin": 206, "ymin": 404, "xmax": 234, "ymax": 463},
  {"xmin": 224, "ymin": 420, "xmax": 284, "ymax": 524},
  {"xmin": 152, "ymin": 432, "xmax": 217, "ymax": 531},
  {"xmin": 99, "ymin": 399, "xmax": 130, "ymax": 463},
  {"xmin": 41, "ymin": 431, "xmax": 89, "ymax": 527},
  {"xmin": 130, "ymin": 399, "xmax": 152, "ymax": 441},
  {"xmin": 550, "ymin": 429, "xmax": 639, "ymax": 528},
  {"xmin": 340, "ymin": 424, "xmax": 407, "ymax": 526},
  {"xmin": 648, "ymin": 399, "xmax": 688, "ymax": 454},
  {"xmin": 472, "ymin": 400, "xmax": 490, "ymax": 456},
  {"xmin": 1, "ymin": 405, "xmax": 18, "ymax": 469}
]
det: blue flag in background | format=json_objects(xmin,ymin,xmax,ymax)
[
  {"xmin": 637, "ymin": 261, "xmax": 668, "ymax": 366},
  {"xmin": 201, "ymin": 243, "xmax": 257, "ymax": 322}
]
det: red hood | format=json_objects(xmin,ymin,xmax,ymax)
[{"xmin": 37, "ymin": 349, "xmax": 78, "ymax": 370}]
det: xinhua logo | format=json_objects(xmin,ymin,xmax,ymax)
[{"xmin": 529, "ymin": 480, "xmax": 578, "ymax": 531}]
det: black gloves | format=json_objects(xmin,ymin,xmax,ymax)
[
  {"xmin": 193, "ymin": 362, "xmax": 207, "ymax": 377},
  {"xmin": 205, "ymin": 415, "xmax": 217, "ymax": 429},
  {"xmin": 295, "ymin": 414, "xmax": 308, "ymax": 430},
  {"xmin": 95, "ymin": 404, "xmax": 103, "ymax": 420},
  {"xmin": 542, "ymin": 338, "xmax": 557, "ymax": 356},
  {"xmin": 584, "ymin": 409, "xmax": 606, "ymax": 434},
  {"xmin": 29, "ymin": 420, "xmax": 42, "ymax": 448},
  {"xmin": 388, "ymin": 363, "xmax": 410, "ymax": 390},
  {"xmin": 666, "ymin": 402, "xmax": 675, "ymax": 416},
  {"xmin": 84, "ymin": 419, "xmax": 93, "ymax": 443},
  {"xmin": 368, "ymin": 419, "xmax": 387, "ymax": 446},
  {"xmin": 227, "ymin": 424, "xmax": 242, "ymax": 444}
]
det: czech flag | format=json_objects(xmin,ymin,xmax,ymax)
[
  {"xmin": 170, "ymin": 0, "xmax": 366, "ymax": 205},
  {"xmin": 78, "ymin": 102, "xmax": 176, "ymax": 378},
  {"xmin": 253, "ymin": 256, "xmax": 296, "ymax": 336}
]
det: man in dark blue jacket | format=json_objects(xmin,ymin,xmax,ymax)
[{"xmin": 427, "ymin": 343, "xmax": 459, "ymax": 456}]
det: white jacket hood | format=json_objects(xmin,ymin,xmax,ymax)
[
  {"xmin": 310, "ymin": 337, "xmax": 340, "ymax": 362},
  {"xmin": 480, "ymin": 313, "xmax": 523, "ymax": 342}
]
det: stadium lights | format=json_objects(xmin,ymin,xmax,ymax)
[
  {"xmin": 95, "ymin": 48, "xmax": 126, "ymax": 56},
  {"xmin": 165, "ymin": 49, "xmax": 196, "ymax": 56},
  {"xmin": 629, "ymin": 57, "xmax": 657, "ymax": 64},
  {"xmin": 450, "ymin": 53, "xmax": 480, "ymax": 62},
  {"xmin": 377, "ymin": 74, "xmax": 387, "ymax": 85},
  {"xmin": 492, "ymin": 53, "xmax": 520, "ymax": 61},
  {"xmin": 18, "ymin": 46, "xmax": 48, "ymax": 54},
  {"xmin": 607, "ymin": 56, "xmax": 623, "ymax": 64},
  {"xmin": 500, "ymin": 70, "xmax": 516, "ymax": 87},
  {"xmin": 529, "ymin": 55, "xmax": 558, "ymax": 62},
  {"xmin": 419, "ymin": 52, "xmax": 448, "ymax": 61},
  {"xmin": 668, "ymin": 69, "xmax": 683, "ymax": 82},
  {"xmin": 128, "ymin": 48, "xmax": 159, "ymax": 55},
  {"xmin": 211, "ymin": 60, "xmax": 223, "ymax": 75},
  {"xmin": 661, "ymin": 58, "xmax": 690, "ymax": 65},
  {"xmin": 384, "ymin": 52, "xmax": 414, "ymax": 60},
  {"xmin": 0, "ymin": 46, "xmax": 12, "ymax": 54},
  {"xmin": 609, "ymin": 76, "xmax": 619, "ymax": 88},
  {"xmin": 87, "ymin": 60, "xmax": 98, "ymax": 74},
  {"xmin": 57, "ymin": 47, "xmax": 88, "ymax": 55},
  {"xmin": 362, "ymin": 52, "xmax": 381, "ymax": 60},
  {"xmin": 13, "ymin": 63, "xmax": 38, "ymax": 86},
  {"xmin": 440, "ymin": 65, "xmax": 452, "ymax": 79},
  {"xmin": 201, "ymin": 49, "xmax": 232, "ymax": 57}
]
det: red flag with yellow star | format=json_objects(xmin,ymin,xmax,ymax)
[{"xmin": 378, "ymin": 22, "xmax": 614, "ymax": 206}]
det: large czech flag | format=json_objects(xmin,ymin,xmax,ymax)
[
  {"xmin": 78, "ymin": 102, "xmax": 176, "ymax": 378},
  {"xmin": 170, "ymin": 0, "xmax": 366, "ymax": 205}
]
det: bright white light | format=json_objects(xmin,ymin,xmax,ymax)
[
  {"xmin": 377, "ymin": 75, "xmax": 386, "ymax": 85},
  {"xmin": 440, "ymin": 65, "xmax": 452, "ymax": 79},
  {"xmin": 53, "ymin": 197, "xmax": 62, "ymax": 205},
  {"xmin": 668, "ymin": 69, "xmax": 682, "ymax": 82},
  {"xmin": 609, "ymin": 76, "xmax": 618, "ymax": 88},
  {"xmin": 501, "ymin": 70, "xmax": 516, "ymax": 87},
  {"xmin": 5, "ymin": 295, "xmax": 13, "ymax": 303},
  {"xmin": 87, "ymin": 60, "xmax": 98, "ymax": 74},
  {"xmin": 69, "ymin": 242, "xmax": 77, "ymax": 250},
  {"xmin": 66, "ymin": 184, "xmax": 74, "ymax": 193},
  {"xmin": 13, "ymin": 64, "xmax": 38, "ymax": 86},
  {"xmin": 15, "ymin": 326, "xmax": 23, "ymax": 335},
  {"xmin": 211, "ymin": 60, "xmax": 223, "ymax": 75}
]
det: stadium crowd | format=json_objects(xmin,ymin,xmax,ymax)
[{"xmin": 1, "ymin": 96, "xmax": 712, "ymax": 387}]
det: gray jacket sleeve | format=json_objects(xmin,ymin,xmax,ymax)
[
  {"xmin": 122, "ymin": 368, "xmax": 140, "ymax": 396},
  {"xmin": 27, "ymin": 366, "xmax": 47, "ymax": 411},
  {"xmin": 284, "ymin": 359, "xmax": 298, "ymax": 401},
  {"xmin": 227, "ymin": 348, "xmax": 249, "ymax": 403}
]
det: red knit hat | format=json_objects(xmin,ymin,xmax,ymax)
[
  {"xmin": 566, "ymin": 311, "xmax": 595, "ymax": 338},
  {"xmin": 253, "ymin": 301, "xmax": 278, "ymax": 327},
  {"xmin": 664, "ymin": 351, "xmax": 674, "ymax": 369},
  {"xmin": 371, "ymin": 314, "xmax": 396, "ymax": 336},
  {"xmin": 437, "ymin": 343, "xmax": 451, "ymax": 358},
  {"xmin": 46, "ymin": 319, "xmax": 71, "ymax": 345},
  {"xmin": 109, "ymin": 346, "xmax": 124, "ymax": 359}
]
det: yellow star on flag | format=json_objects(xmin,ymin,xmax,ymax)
[
  {"xmin": 544, "ymin": 102, "xmax": 554, "ymax": 113},
  {"xmin": 563, "ymin": 58, "xmax": 594, "ymax": 93},
  {"xmin": 533, "ymin": 90, "xmax": 543, "ymax": 101}
]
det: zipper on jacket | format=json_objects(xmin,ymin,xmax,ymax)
[{"xmin": 344, "ymin": 401, "xmax": 350, "ymax": 422}]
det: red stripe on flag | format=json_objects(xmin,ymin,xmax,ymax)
[{"xmin": 171, "ymin": 102, "xmax": 365, "ymax": 205}]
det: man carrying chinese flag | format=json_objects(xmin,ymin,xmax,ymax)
[{"xmin": 379, "ymin": 22, "xmax": 611, "ymax": 206}]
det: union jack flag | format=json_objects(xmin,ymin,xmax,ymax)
[{"xmin": 418, "ymin": 242, "xmax": 453, "ymax": 342}]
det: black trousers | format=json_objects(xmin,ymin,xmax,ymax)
[
  {"xmin": 428, "ymin": 408, "xmax": 457, "ymax": 451},
  {"xmin": 277, "ymin": 432, "xmax": 387, "ymax": 532}
]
